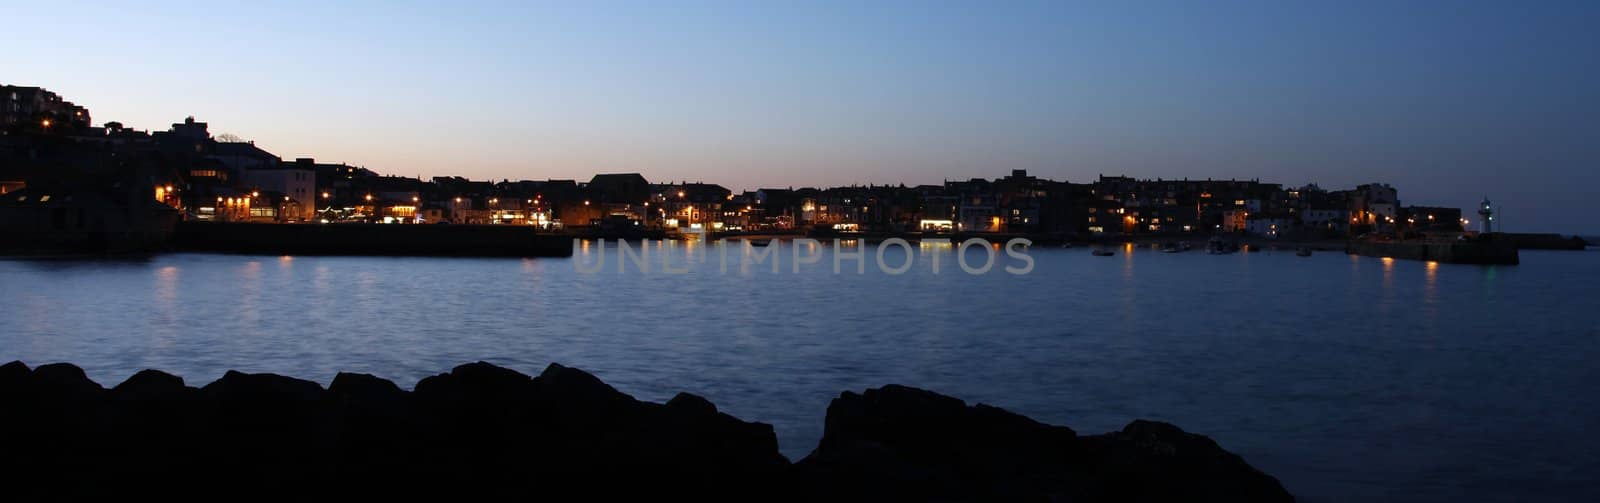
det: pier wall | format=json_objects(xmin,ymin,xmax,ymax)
[
  {"xmin": 1346, "ymin": 238, "xmax": 1519, "ymax": 265},
  {"xmin": 174, "ymin": 222, "xmax": 572, "ymax": 257}
]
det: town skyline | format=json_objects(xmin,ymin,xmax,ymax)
[
  {"xmin": 21, "ymin": 102, "xmax": 1576, "ymax": 235},
  {"xmin": 10, "ymin": 2, "xmax": 1600, "ymax": 233}
]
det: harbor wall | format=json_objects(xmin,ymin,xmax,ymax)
[
  {"xmin": 1346, "ymin": 238, "xmax": 1519, "ymax": 265},
  {"xmin": 174, "ymin": 222, "xmax": 573, "ymax": 257}
]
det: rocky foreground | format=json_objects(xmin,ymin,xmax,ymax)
[{"xmin": 0, "ymin": 360, "xmax": 1293, "ymax": 501}]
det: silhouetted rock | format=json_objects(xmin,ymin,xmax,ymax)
[
  {"xmin": 0, "ymin": 360, "xmax": 28, "ymax": 395},
  {"xmin": 31, "ymin": 362, "xmax": 104, "ymax": 397},
  {"xmin": 201, "ymin": 370, "xmax": 325, "ymax": 401},
  {"xmin": 666, "ymin": 391, "xmax": 719, "ymax": 416},
  {"xmin": 1075, "ymin": 420, "xmax": 1293, "ymax": 502},
  {"xmin": 797, "ymin": 385, "xmax": 1294, "ymax": 502},
  {"xmin": 796, "ymin": 384, "xmax": 1082, "ymax": 500},
  {"xmin": 0, "ymin": 361, "xmax": 1292, "ymax": 501},
  {"xmin": 329, "ymin": 372, "xmax": 404, "ymax": 401},
  {"xmin": 113, "ymin": 369, "xmax": 192, "ymax": 400},
  {"xmin": 414, "ymin": 360, "xmax": 538, "ymax": 400}
]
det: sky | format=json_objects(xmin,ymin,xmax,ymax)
[{"xmin": 7, "ymin": 1, "xmax": 1598, "ymax": 233}]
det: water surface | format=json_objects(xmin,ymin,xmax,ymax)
[{"xmin": 3, "ymin": 242, "xmax": 1598, "ymax": 502}]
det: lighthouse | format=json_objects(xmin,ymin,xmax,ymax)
[{"xmin": 1477, "ymin": 197, "xmax": 1495, "ymax": 233}]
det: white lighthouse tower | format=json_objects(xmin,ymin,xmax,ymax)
[{"xmin": 1477, "ymin": 197, "xmax": 1495, "ymax": 234}]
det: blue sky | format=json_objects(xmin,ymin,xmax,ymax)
[{"xmin": 8, "ymin": 1, "xmax": 1597, "ymax": 232}]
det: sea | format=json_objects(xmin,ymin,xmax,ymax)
[{"xmin": 3, "ymin": 240, "xmax": 1597, "ymax": 502}]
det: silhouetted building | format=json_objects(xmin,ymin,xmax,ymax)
[{"xmin": 1, "ymin": 85, "xmax": 91, "ymax": 133}]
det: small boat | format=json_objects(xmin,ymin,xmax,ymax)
[
  {"xmin": 745, "ymin": 238, "xmax": 771, "ymax": 247},
  {"xmin": 1206, "ymin": 237, "xmax": 1239, "ymax": 254},
  {"xmin": 1295, "ymin": 247, "xmax": 1313, "ymax": 257},
  {"xmin": 1092, "ymin": 249, "xmax": 1115, "ymax": 257}
]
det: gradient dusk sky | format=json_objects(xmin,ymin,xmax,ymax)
[{"xmin": 8, "ymin": 1, "xmax": 1597, "ymax": 232}]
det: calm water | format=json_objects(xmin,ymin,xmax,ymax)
[{"xmin": 3, "ymin": 241, "xmax": 1598, "ymax": 502}]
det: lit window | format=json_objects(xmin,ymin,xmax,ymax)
[{"xmin": 39, "ymin": 195, "xmax": 50, "ymax": 202}]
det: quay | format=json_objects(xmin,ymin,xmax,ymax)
[
  {"xmin": 174, "ymin": 222, "xmax": 573, "ymax": 257},
  {"xmin": 1345, "ymin": 235, "xmax": 1519, "ymax": 265}
]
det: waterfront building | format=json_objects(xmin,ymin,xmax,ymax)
[{"xmin": 1, "ymin": 85, "xmax": 91, "ymax": 133}]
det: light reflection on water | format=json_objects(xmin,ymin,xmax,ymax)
[{"xmin": 2, "ymin": 244, "xmax": 1599, "ymax": 502}]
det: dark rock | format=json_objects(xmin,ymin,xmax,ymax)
[
  {"xmin": 0, "ymin": 360, "xmax": 29, "ymax": 394},
  {"xmin": 535, "ymin": 362, "xmax": 638, "ymax": 418},
  {"xmin": 796, "ymin": 384, "xmax": 1080, "ymax": 500},
  {"xmin": 0, "ymin": 361, "xmax": 1292, "ymax": 501},
  {"xmin": 666, "ymin": 391, "xmax": 718, "ymax": 416},
  {"xmin": 200, "ymin": 370, "xmax": 325, "ymax": 401},
  {"xmin": 329, "ymin": 372, "xmax": 404, "ymax": 401},
  {"xmin": 797, "ymin": 385, "xmax": 1292, "ymax": 502},
  {"xmin": 413, "ymin": 360, "xmax": 536, "ymax": 400},
  {"xmin": 113, "ymin": 369, "xmax": 193, "ymax": 400},
  {"xmin": 31, "ymin": 362, "xmax": 105, "ymax": 397},
  {"xmin": 1075, "ymin": 420, "xmax": 1294, "ymax": 502}
]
